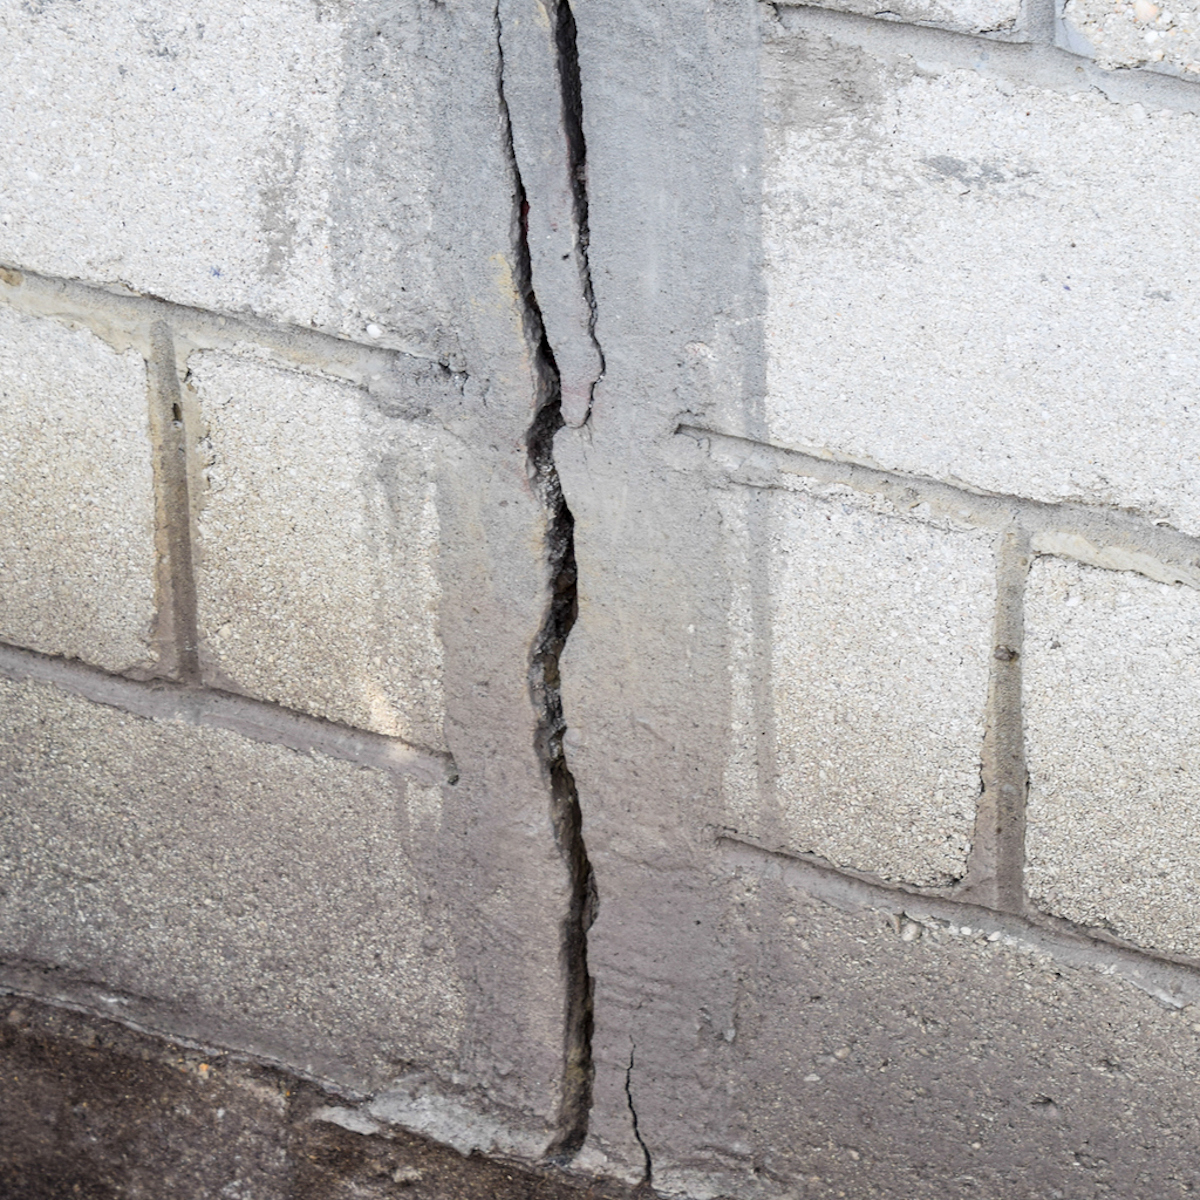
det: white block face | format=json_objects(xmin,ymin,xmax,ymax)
[
  {"xmin": 1025, "ymin": 558, "xmax": 1200, "ymax": 958},
  {"xmin": 190, "ymin": 352, "xmax": 446, "ymax": 751},
  {"xmin": 722, "ymin": 487, "xmax": 995, "ymax": 887},
  {"xmin": 761, "ymin": 37, "xmax": 1200, "ymax": 534},
  {"xmin": 0, "ymin": 0, "xmax": 438, "ymax": 350},
  {"xmin": 0, "ymin": 675, "xmax": 465, "ymax": 1073},
  {"xmin": 1062, "ymin": 0, "xmax": 1200, "ymax": 74},
  {"xmin": 803, "ymin": 0, "xmax": 1021, "ymax": 36},
  {"xmin": 0, "ymin": 305, "xmax": 156, "ymax": 672}
]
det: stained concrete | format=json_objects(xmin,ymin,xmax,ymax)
[
  {"xmin": 1025, "ymin": 557, "xmax": 1200, "ymax": 959},
  {"xmin": 560, "ymin": 0, "xmax": 1200, "ymax": 1194},
  {"xmin": 0, "ymin": 305, "xmax": 156, "ymax": 673}
]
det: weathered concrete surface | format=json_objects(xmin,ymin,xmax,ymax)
[
  {"xmin": 720, "ymin": 486, "xmax": 994, "ymax": 887},
  {"xmin": 802, "ymin": 0, "xmax": 1023, "ymax": 37},
  {"xmin": 0, "ymin": 304, "xmax": 156, "ymax": 673},
  {"xmin": 0, "ymin": 674, "xmax": 466, "ymax": 1086},
  {"xmin": 190, "ymin": 350, "xmax": 446, "ymax": 750},
  {"xmin": 0, "ymin": 995, "xmax": 640, "ymax": 1200},
  {"xmin": 652, "ymin": 861, "xmax": 1200, "ymax": 1199},
  {"xmin": 0, "ymin": 0, "xmax": 511, "ymax": 366},
  {"xmin": 1062, "ymin": 0, "xmax": 1200, "ymax": 73},
  {"xmin": 1025, "ymin": 557, "xmax": 1200, "ymax": 960},
  {"xmin": 1, "ymin": 0, "xmax": 581, "ymax": 1152},
  {"xmin": 561, "ymin": 1, "xmax": 1200, "ymax": 1195},
  {"xmin": 761, "ymin": 29, "xmax": 1200, "ymax": 535}
]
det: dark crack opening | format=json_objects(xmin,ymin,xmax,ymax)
[{"xmin": 495, "ymin": 0, "xmax": 597, "ymax": 1163}]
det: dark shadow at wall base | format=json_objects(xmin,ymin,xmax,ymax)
[{"xmin": 0, "ymin": 995, "xmax": 644, "ymax": 1200}]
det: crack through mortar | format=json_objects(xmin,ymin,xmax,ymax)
[{"xmin": 495, "ymin": 0, "xmax": 598, "ymax": 1163}]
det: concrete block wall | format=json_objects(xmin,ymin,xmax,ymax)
[{"xmin": 5, "ymin": 0, "xmax": 1200, "ymax": 1197}]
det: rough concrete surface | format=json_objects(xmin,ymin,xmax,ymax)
[
  {"xmin": 0, "ymin": 996, "xmax": 640, "ymax": 1200},
  {"xmin": 761, "ymin": 30, "xmax": 1200, "ymax": 534},
  {"xmin": 0, "ymin": 303, "xmax": 157, "ymax": 673},
  {"xmin": 1025, "ymin": 557, "xmax": 1200, "ymax": 960},
  {"xmin": 800, "ymin": 0, "xmax": 1022, "ymax": 37},
  {"xmin": 720, "ymin": 486, "xmax": 994, "ymax": 887},
  {"xmin": 0, "ymin": 0, "xmax": 514, "ymax": 366},
  {"xmin": 1062, "ymin": 0, "xmax": 1200, "ymax": 72},
  {"xmin": 0, "ymin": 674, "xmax": 465, "ymax": 1088},
  {"xmin": 190, "ymin": 350, "xmax": 447, "ymax": 750},
  {"xmin": 685, "ymin": 864, "xmax": 1200, "ymax": 1199}
]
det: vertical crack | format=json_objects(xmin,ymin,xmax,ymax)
[
  {"xmin": 495, "ymin": 0, "xmax": 597, "ymax": 1162},
  {"xmin": 625, "ymin": 1045, "xmax": 653, "ymax": 1186},
  {"xmin": 553, "ymin": 0, "xmax": 605, "ymax": 426}
]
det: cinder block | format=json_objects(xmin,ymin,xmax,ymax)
[
  {"xmin": 1061, "ymin": 0, "xmax": 1200, "ymax": 73},
  {"xmin": 586, "ymin": 860, "xmax": 1200, "ymax": 1197},
  {"xmin": 190, "ymin": 351, "xmax": 446, "ymax": 751},
  {"xmin": 802, "ymin": 0, "xmax": 1021, "ymax": 37},
  {"xmin": 1025, "ymin": 557, "xmax": 1200, "ymax": 958},
  {"xmin": 0, "ymin": 305, "xmax": 156, "ymax": 672},
  {"xmin": 0, "ymin": 674, "xmax": 464, "ymax": 1082},
  {"xmin": 761, "ymin": 33, "xmax": 1200, "ymax": 534},
  {"xmin": 0, "ymin": 0, "xmax": 500, "ymax": 363},
  {"xmin": 723, "ymin": 488, "xmax": 995, "ymax": 887}
]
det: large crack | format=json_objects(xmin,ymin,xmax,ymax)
[
  {"xmin": 552, "ymin": 0, "xmax": 605, "ymax": 425},
  {"xmin": 495, "ymin": 0, "xmax": 597, "ymax": 1162}
]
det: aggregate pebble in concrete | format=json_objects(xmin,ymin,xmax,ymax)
[
  {"xmin": 190, "ymin": 351, "xmax": 446, "ymax": 751},
  {"xmin": 0, "ymin": 304, "xmax": 156, "ymax": 672},
  {"xmin": 803, "ymin": 0, "xmax": 1022, "ymax": 37},
  {"xmin": 1062, "ymin": 0, "xmax": 1200, "ymax": 73},
  {"xmin": 723, "ymin": 488, "xmax": 993, "ymax": 887},
  {"xmin": 762, "ymin": 35, "xmax": 1200, "ymax": 533},
  {"xmin": 1025, "ymin": 557, "xmax": 1200, "ymax": 958},
  {"xmin": 0, "ymin": 674, "xmax": 465, "ymax": 1086}
]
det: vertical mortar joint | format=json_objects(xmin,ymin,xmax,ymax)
[
  {"xmin": 960, "ymin": 526, "xmax": 1031, "ymax": 913},
  {"xmin": 147, "ymin": 321, "xmax": 200, "ymax": 684}
]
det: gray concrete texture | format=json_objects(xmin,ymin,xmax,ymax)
[
  {"xmin": 1025, "ymin": 557, "xmax": 1200, "ymax": 960},
  {"xmin": 0, "ymin": 0, "xmax": 581, "ymax": 1157},
  {"xmin": 0, "ymin": 304, "xmax": 157, "ymax": 673},
  {"xmin": 806, "ymin": 0, "xmax": 1023, "ymax": 37},
  {"xmin": 0, "ymin": 0, "xmax": 503, "ymax": 366},
  {"xmin": 1062, "ymin": 0, "xmax": 1200, "ymax": 73},
  {"xmin": 563, "ymin": 0, "xmax": 1200, "ymax": 1195},
  {"xmin": 190, "ymin": 350, "xmax": 447, "ymax": 750},
  {"xmin": 718, "ymin": 485, "xmax": 994, "ymax": 887},
  {"xmin": 0, "ymin": 673, "xmax": 466, "ymax": 1084},
  {"xmin": 760, "ymin": 28, "xmax": 1200, "ymax": 536},
  {"xmin": 5, "ymin": 0, "xmax": 1200, "ymax": 1195}
]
